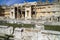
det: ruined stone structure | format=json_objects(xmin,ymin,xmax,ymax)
[{"xmin": 9, "ymin": 0, "xmax": 60, "ymax": 22}]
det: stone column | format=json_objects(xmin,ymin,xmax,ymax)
[
  {"xmin": 28, "ymin": 6, "xmax": 31, "ymax": 19},
  {"xmin": 21, "ymin": 6, "xmax": 23, "ymax": 19},
  {"xmin": 25, "ymin": 6, "xmax": 27, "ymax": 20},
  {"xmin": 10, "ymin": 8, "xmax": 12, "ymax": 19},
  {"xmin": 35, "ymin": 5, "xmax": 36, "ymax": 19},
  {"xmin": 13, "ymin": 10, "xmax": 15, "ymax": 19},
  {"xmin": 17, "ymin": 6, "xmax": 19, "ymax": 19}
]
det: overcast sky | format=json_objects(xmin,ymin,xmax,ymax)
[{"xmin": 0, "ymin": 0, "xmax": 53, "ymax": 6}]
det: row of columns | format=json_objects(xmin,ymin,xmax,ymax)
[{"xmin": 10, "ymin": 4, "xmax": 37, "ymax": 19}]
